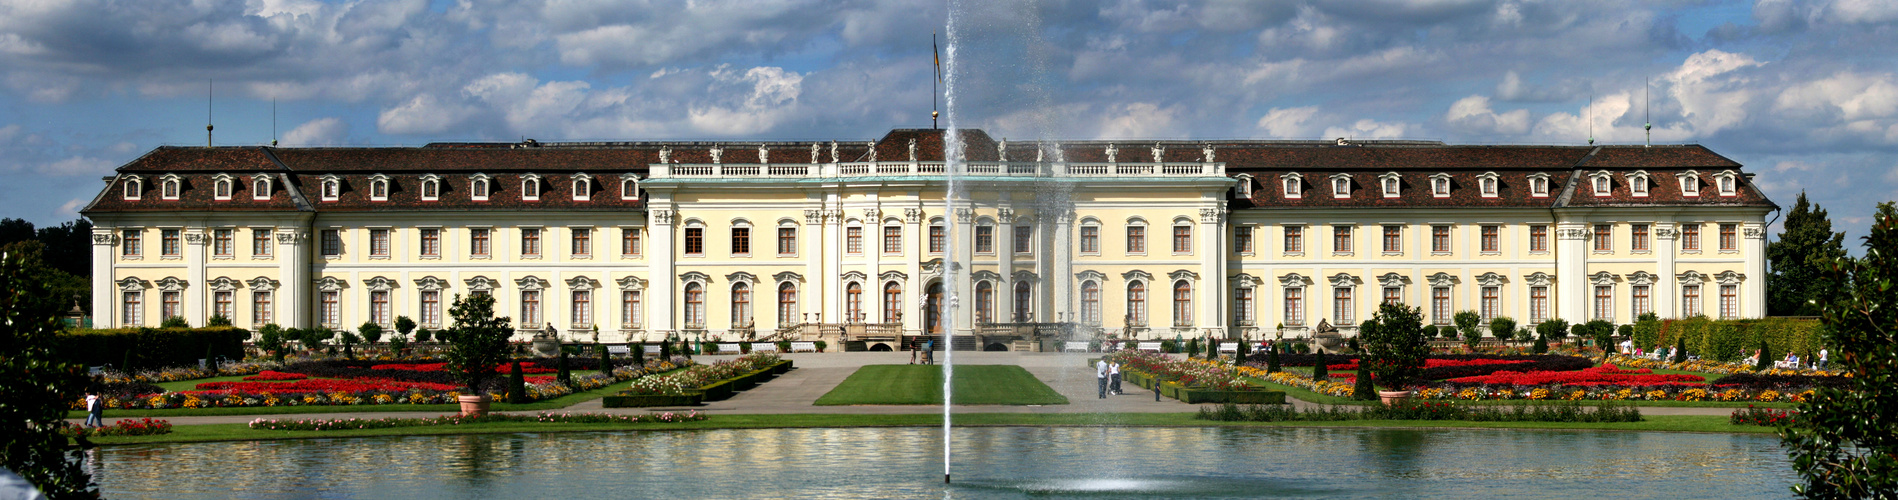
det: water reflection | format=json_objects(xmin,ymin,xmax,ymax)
[{"xmin": 94, "ymin": 427, "xmax": 1793, "ymax": 499}]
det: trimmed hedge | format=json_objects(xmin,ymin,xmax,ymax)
[
  {"xmin": 59, "ymin": 327, "xmax": 248, "ymax": 369},
  {"xmin": 1658, "ymin": 317, "xmax": 1823, "ymax": 363},
  {"xmin": 1247, "ymin": 354, "xmax": 1595, "ymax": 381}
]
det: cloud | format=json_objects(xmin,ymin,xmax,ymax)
[
  {"xmin": 1256, "ymin": 106, "xmax": 1319, "ymax": 138},
  {"xmin": 377, "ymin": 93, "xmax": 478, "ymax": 135},
  {"xmin": 1093, "ymin": 102, "xmax": 1180, "ymax": 139},
  {"xmin": 1444, "ymin": 95, "xmax": 1530, "ymax": 135},
  {"xmin": 282, "ymin": 117, "xmax": 349, "ymax": 146},
  {"xmin": 1324, "ymin": 119, "xmax": 1416, "ymax": 140}
]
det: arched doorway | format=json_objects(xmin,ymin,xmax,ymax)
[{"xmin": 925, "ymin": 281, "xmax": 944, "ymax": 335}]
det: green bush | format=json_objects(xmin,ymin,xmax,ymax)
[
  {"xmin": 1488, "ymin": 317, "xmax": 1517, "ymax": 341},
  {"xmin": 160, "ymin": 316, "xmax": 190, "ymax": 328},
  {"xmin": 1538, "ymin": 318, "xmax": 1570, "ymax": 341},
  {"xmin": 359, "ymin": 321, "xmax": 384, "ymax": 345},
  {"xmin": 1453, "ymin": 310, "xmax": 1480, "ymax": 341},
  {"xmin": 1421, "ymin": 325, "xmax": 1440, "ymax": 338},
  {"xmin": 1657, "ymin": 317, "xmax": 1822, "ymax": 362},
  {"xmin": 1186, "ymin": 338, "xmax": 1200, "ymax": 358},
  {"xmin": 1632, "ymin": 313, "xmax": 1661, "ymax": 350},
  {"xmin": 1160, "ymin": 339, "xmax": 1176, "ymax": 353},
  {"xmin": 1311, "ymin": 350, "xmax": 1329, "ymax": 380},
  {"xmin": 58, "ymin": 326, "xmax": 248, "ymax": 369},
  {"xmin": 813, "ymin": 340, "xmax": 827, "ymax": 352},
  {"xmin": 206, "ymin": 315, "xmax": 232, "ymax": 327}
]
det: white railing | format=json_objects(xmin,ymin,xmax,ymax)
[{"xmin": 648, "ymin": 161, "xmax": 1225, "ymax": 179}]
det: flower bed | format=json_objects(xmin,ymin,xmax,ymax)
[
  {"xmin": 247, "ymin": 411, "xmax": 706, "ymax": 431},
  {"xmin": 1197, "ymin": 400, "xmax": 1643, "ymax": 423},
  {"xmin": 1247, "ymin": 354, "xmax": 1594, "ymax": 380},
  {"xmin": 191, "ymin": 378, "xmax": 463, "ymax": 393},
  {"xmin": 1321, "ymin": 358, "xmax": 1532, "ymax": 371},
  {"xmin": 1709, "ymin": 372, "xmax": 1852, "ymax": 390},
  {"xmin": 368, "ymin": 362, "xmax": 558, "ymax": 374},
  {"xmin": 604, "ymin": 353, "xmax": 787, "ymax": 407},
  {"xmin": 241, "ymin": 371, "xmax": 308, "ymax": 381},
  {"xmin": 1443, "ymin": 364, "xmax": 1706, "ymax": 387},
  {"xmin": 1106, "ymin": 351, "xmax": 1253, "ymax": 391},
  {"xmin": 1605, "ymin": 354, "xmax": 1840, "ymax": 377},
  {"xmin": 62, "ymin": 418, "xmax": 173, "ymax": 437},
  {"xmin": 1256, "ymin": 369, "xmax": 1814, "ymax": 403},
  {"xmin": 81, "ymin": 357, "xmax": 695, "ymax": 410},
  {"xmin": 1730, "ymin": 405, "xmax": 1798, "ymax": 426}
]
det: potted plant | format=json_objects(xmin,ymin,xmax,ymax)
[
  {"xmin": 443, "ymin": 293, "xmax": 514, "ymax": 416},
  {"xmin": 1359, "ymin": 302, "xmax": 1428, "ymax": 405}
]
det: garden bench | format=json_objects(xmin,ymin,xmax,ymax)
[
  {"xmin": 1218, "ymin": 342, "xmax": 1238, "ymax": 354},
  {"xmin": 715, "ymin": 343, "xmax": 744, "ymax": 355},
  {"xmin": 606, "ymin": 346, "xmax": 631, "ymax": 355},
  {"xmin": 790, "ymin": 341, "xmax": 819, "ymax": 353},
  {"xmin": 750, "ymin": 342, "xmax": 780, "ymax": 353},
  {"xmin": 1137, "ymin": 341, "xmax": 1162, "ymax": 352},
  {"xmin": 1063, "ymin": 341, "xmax": 1091, "ymax": 352}
]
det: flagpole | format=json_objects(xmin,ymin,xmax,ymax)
[{"xmin": 933, "ymin": 32, "xmax": 940, "ymax": 129}]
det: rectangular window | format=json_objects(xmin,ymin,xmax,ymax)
[
  {"xmin": 1383, "ymin": 287, "xmax": 1401, "ymax": 306},
  {"xmin": 1719, "ymin": 284, "xmax": 1738, "ymax": 319},
  {"xmin": 621, "ymin": 228, "xmax": 641, "ymax": 256},
  {"xmin": 1234, "ymin": 226, "xmax": 1253, "ymax": 254},
  {"xmin": 1720, "ymin": 223, "xmax": 1738, "ymax": 251},
  {"xmin": 321, "ymin": 230, "xmax": 341, "ymax": 256},
  {"xmin": 1530, "ymin": 286, "xmax": 1548, "ymax": 322},
  {"xmin": 1595, "ymin": 285, "xmax": 1614, "ymax": 321},
  {"xmin": 1233, "ymin": 287, "xmax": 1254, "ymax": 326},
  {"xmin": 122, "ymin": 230, "xmax": 141, "ymax": 257},
  {"xmin": 162, "ymin": 229, "xmax": 181, "ymax": 257},
  {"xmin": 1480, "ymin": 225, "xmax": 1498, "ymax": 253},
  {"xmin": 161, "ymin": 291, "xmax": 181, "ymax": 320},
  {"xmin": 470, "ymin": 228, "xmax": 490, "ymax": 258},
  {"xmin": 1431, "ymin": 225, "xmax": 1451, "ymax": 253},
  {"xmin": 930, "ymin": 225, "xmax": 948, "ymax": 253},
  {"xmin": 621, "ymin": 290, "xmax": 642, "ymax": 328},
  {"xmin": 1431, "ymin": 287, "xmax": 1451, "ymax": 325},
  {"xmin": 213, "ymin": 291, "xmax": 233, "ymax": 320},
  {"xmin": 1530, "ymin": 225, "xmax": 1548, "ymax": 252},
  {"xmin": 731, "ymin": 227, "xmax": 750, "ymax": 255},
  {"xmin": 1334, "ymin": 287, "xmax": 1354, "ymax": 324},
  {"xmin": 122, "ymin": 292, "xmax": 141, "ymax": 326},
  {"xmin": 572, "ymin": 228, "xmax": 592, "ymax": 257},
  {"xmin": 1594, "ymin": 224, "xmax": 1612, "ymax": 252},
  {"xmin": 320, "ymin": 291, "xmax": 339, "ymax": 326},
  {"xmin": 213, "ymin": 229, "xmax": 233, "ymax": 257},
  {"xmin": 253, "ymin": 229, "xmax": 272, "ymax": 257},
  {"xmin": 1079, "ymin": 226, "xmax": 1099, "ymax": 254},
  {"xmin": 521, "ymin": 290, "xmax": 542, "ymax": 328},
  {"xmin": 1173, "ymin": 225, "xmax": 1192, "ymax": 253},
  {"xmin": 1632, "ymin": 285, "xmax": 1651, "ymax": 317},
  {"xmin": 572, "ymin": 291, "xmax": 592, "ymax": 328},
  {"xmin": 1283, "ymin": 288, "xmax": 1303, "ymax": 326},
  {"xmin": 1334, "ymin": 226, "xmax": 1352, "ymax": 253},
  {"xmin": 521, "ymin": 228, "xmax": 542, "ymax": 257},
  {"xmin": 1480, "ymin": 286, "xmax": 1499, "ymax": 322},
  {"xmin": 369, "ymin": 229, "xmax": 390, "ymax": 257},
  {"xmin": 1283, "ymin": 226, "xmax": 1303, "ymax": 253},
  {"xmin": 973, "ymin": 226, "xmax": 992, "ymax": 253},
  {"xmin": 369, "ymin": 290, "xmax": 390, "ymax": 325},
  {"xmin": 419, "ymin": 228, "xmax": 440, "ymax": 257},
  {"xmin": 1683, "ymin": 285, "xmax": 1702, "ymax": 317},
  {"xmin": 1683, "ymin": 224, "xmax": 1701, "ymax": 251},
  {"xmin": 778, "ymin": 227, "xmax": 796, "ymax": 255},
  {"xmin": 251, "ymin": 291, "xmax": 272, "ymax": 326},
  {"xmin": 1383, "ymin": 226, "xmax": 1402, "ymax": 253},
  {"xmin": 685, "ymin": 227, "xmax": 704, "ymax": 256},
  {"xmin": 421, "ymin": 290, "xmax": 441, "ymax": 327},
  {"xmin": 1013, "ymin": 226, "xmax": 1032, "ymax": 254},
  {"xmin": 847, "ymin": 227, "xmax": 864, "ymax": 254},
  {"xmin": 1632, "ymin": 224, "xmax": 1650, "ymax": 252},
  {"xmin": 1127, "ymin": 226, "xmax": 1146, "ymax": 254},
  {"xmin": 888, "ymin": 226, "xmax": 905, "ymax": 254}
]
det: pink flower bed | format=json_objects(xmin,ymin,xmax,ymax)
[
  {"xmin": 1445, "ymin": 364, "xmax": 1706, "ymax": 387},
  {"xmin": 368, "ymin": 362, "xmax": 557, "ymax": 374},
  {"xmin": 189, "ymin": 378, "xmax": 461, "ymax": 394},
  {"xmin": 1326, "ymin": 358, "xmax": 1532, "ymax": 371},
  {"xmin": 242, "ymin": 371, "xmax": 309, "ymax": 381}
]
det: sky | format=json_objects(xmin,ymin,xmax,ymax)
[{"xmin": 1, "ymin": 0, "xmax": 1894, "ymax": 244}]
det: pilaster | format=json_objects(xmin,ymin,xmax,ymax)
[
  {"xmin": 1052, "ymin": 211, "xmax": 1073, "ymax": 327},
  {"xmin": 1654, "ymin": 222, "xmax": 1678, "ymax": 319},
  {"xmin": 278, "ymin": 229, "xmax": 308, "ymax": 328},
  {"xmin": 184, "ymin": 229, "xmax": 207, "ymax": 325},
  {"xmin": 1199, "ymin": 207, "xmax": 1226, "ymax": 340},
  {"xmin": 1555, "ymin": 222, "xmax": 1590, "ymax": 325},
  {"xmin": 997, "ymin": 206, "xmax": 1015, "ymax": 321},
  {"xmin": 1744, "ymin": 222, "xmax": 1766, "ymax": 318},
  {"xmin": 91, "ymin": 230, "xmax": 116, "ymax": 327},
  {"xmin": 648, "ymin": 207, "xmax": 677, "ymax": 335}
]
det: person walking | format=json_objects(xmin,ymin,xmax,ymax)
[
  {"xmin": 922, "ymin": 338, "xmax": 935, "ymax": 365},
  {"xmin": 1096, "ymin": 358, "xmax": 1109, "ymax": 399},
  {"xmin": 83, "ymin": 391, "xmax": 102, "ymax": 428},
  {"xmin": 1109, "ymin": 361, "xmax": 1123, "ymax": 396}
]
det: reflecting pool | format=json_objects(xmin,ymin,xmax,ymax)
[{"xmin": 93, "ymin": 427, "xmax": 1793, "ymax": 499}]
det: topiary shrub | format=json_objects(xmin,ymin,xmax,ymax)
[
  {"xmin": 206, "ymin": 314, "xmax": 232, "ymax": 327},
  {"xmin": 1266, "ymin": 343, "xmax": 1281, "ymax": 373},
  {"xmin": 1672, "ymin": 337, "xmax": 1688, "ymax": 364},
  {"xmin": 360, "ymin": 321, "xmax": 384, "ymax": 346},
  {"xmin": 1422, "ymin": 325, "xmax": 1440, "ymax": 338},
  {"xmin": 1533, "ymin": 334, "xmax": 1549, "ymax": 354},
  {"xmin": 507, "ymin": 360, "xmax": 527, "ymax": 404},
  {"xmin": 1186, "ymin": 338, "xmax": 1201, "ymax": 358},
  {"xmin": 1453, "ymin": 310, "xmax": 1481, "ymax": 343},
  {"xmin": 813, "ymin": 340, "xmax": 827, "ymax": 353},
  {"xmin": 1755, "ymin": 339, "xmax": 1773, "ymax": 371},
  {"xmin": 1311, "ymin": 350, "xmax": 1329, "ymax": 380},
  {"xmin": 160, "ymin": 316, "xmax": 190, "ymax": 329}
]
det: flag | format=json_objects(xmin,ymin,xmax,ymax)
[{"xmin": 933, "ymin": 33, "xmax": 942, "ymax": 83}]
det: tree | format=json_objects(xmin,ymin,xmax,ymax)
[
  {"xmin": 1767, "ymin": 192, "xmax": 1848, "ymax": 317},
  {"xmin": 256, "ymin": 324, "xmax": 286, "ymax": 362},
  {"xmin": 1452, "ymin": 310, "xmax": 1481, "ymax": 343},
  {"xmin": 1755, "ymin": 339, "xmax": 1773, "ymax": 372},
  {"xmin": 1781, "ymin": 202, "xmax": 1898, "ymax": 497},
  {"xmin": 1487, "ymin": 317, "xmax": 1517, "ymax": 347},
  {"xmin": 206, "ymin": 315, "xmax": 232, "ymax": 327},
  {"xmin": 1265, "ymin": 343, "xmax": 1280, "ymax": 373},
  {"xmin": 160, "ymin": 316, "xmax": 190, "ymax": 328},
  {"xmin": 1359, "ymin": 303, "xmax": 1429, "ymax": 391},
  {"xmin": 443, "ymin": 293, "xmax": 513, "ymax": 394},
  {"xmin": 359, "ymin": 321, "xmax": 384, "ymax": 346},
  {"xmin": 1585, "ymin": 319, "xmax": 1614, "ymax": 355},
  {"xmin": 0, "ymin": 246, "xmax": 98, "ymax": 497},
  {"xmin": 339, "ymin": 330, "xmax": 361, "ymax": 359},
  {"xmin": 1538, "ymin": 318, "xmax": 1570, "ymax": 342},
  {"xmin": 1311, "ymin": 349, "xmax": 1329, "ymax": 380},
  {"xmin": 394, "ymin": 316, "xmax": 417, "ymax": 339},
  {"xmin": 1673, "ymin": 337, "xmax": 1688, "ymax": 364}
]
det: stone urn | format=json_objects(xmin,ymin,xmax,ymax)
[
  {"xmin": 458, "ymin": 394, "xmax": 491, "ymax": 416},
  {"xmin": 531, "ymin": 336, "xmax": 560, "ymax": 357},
  {"xmin": 1378, "ymin": 390, "xmax": 1414, "ymax": 406},
  {"xmin": 1311, "ymin": 319, "xmax": 1344, "ymax": 351}
]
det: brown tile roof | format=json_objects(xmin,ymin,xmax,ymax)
[
  {"xmin": 1237, "ymin": 170, "xmax": 1570, "ymax": 209},
  {"xmin": 292, "ymin": 172, "xmax": 646, "ymax": 211}
]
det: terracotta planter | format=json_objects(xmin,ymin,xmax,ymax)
[
  {"xmin": 1378, "ymin": 390, "xmax": 1414, "ymax": 406},
  {"xmin": 458, "ymin": 395, "xmax": 492, "ymax": 416}
]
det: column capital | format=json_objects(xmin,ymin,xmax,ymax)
[
  {"xmin": 91, "ymin": 232, "xmax": 118, "ymax": 246},
  {"xmin": 650, "ymin": 209, "xmax": 677, "ymax": 226}
]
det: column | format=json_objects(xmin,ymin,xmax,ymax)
[
  {"xmin": 1555, "ymin": 221, "xmax": 1590, "ymax": 325},
  {"xmin": 1199, "ymin": 207, "xmax": 1226, "ymax": 341},
  {"xmin": 1743, "ymin": 222, "xmax": 1767, "ymax": 318},
  {"xmin": 905, "ymin": 205, "xmax": 923, "ymax": 335},
  {"xmin": 183, "ymin": 229, "xmax": 207, "ymax": 325},
  {"xmin": 1052, "ymin": 210, "xmax": 1073, "ymax": 327},
  {"xmin": 824, "ymin": 199, "xmax": 843, "ymax": 324},
  {"xmin": 648, "ymin": 206, "xmax": 676, "ymax": 336},
  {"xmin": 865, "ymin": 202, "xmax": 882, "ymax": 324},
  {"xmin": 91, "ymin": 229, "xmax": 116, "ymax": 328},
  {"xmin": 803, "ymin": 207, "xmax": 823, "ymax": 325},
  {"xmin": 997, "ymin": 207, "xmax": 1015, "ymax": 321},
  {"xmin": 277, "ymin": 229, "xmax": 309, "ymax": 329},
  {"xmin": 956, "ymin": 207, "xmax": 974, "ymax": 335},
  {"xmin": 1654, "ymin": 222, "xmax": 1678, "ymax": 319}
]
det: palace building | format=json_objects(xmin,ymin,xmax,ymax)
[{"xmin": 81, "ymin": 128, "xmax": 1775, "ymax": 350}]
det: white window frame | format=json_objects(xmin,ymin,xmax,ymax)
[
  {"xmin": 1478, "ymin": 172, "xmax": 1498, "ymax": 198},
  {"xmin": 620, "ymin": 174, "xmax": 641, "ymax": 200},
  {"xmin": 1591, "ymin": 171, "xmax": 1613, "ymax": 196},
  {"xmin": 368, "ymin": 174, "xmax": 390, "ymax": 201},
  {"xmin": 320, "ymin": 175, "xmax": 341, "ymax": 202},
  {"xmin": 251, "ymin": 174, "xmax": 272, "ymax": 201},
  {"xmin": 1233, "ymin": 173, "xmax": 1253, "ymax": 198},
  {"xmin": 1715, "ymin": 170, "xmax": 1738, "ymax": 196},
  {"xmin": 1679, "ymin": 170, "xmax": 1701, "ymax": 197},
  {"xmin": 1528, "ymin": 172, "xmax": 1550, "ymax": 197},
  {"xmin": 212, "ymin": 173, "xmax": 233, "ymax": 201},
  {"xmin": 470, "ymin": 173, "xmax": 492, "ymax": 201},
  {"xmin": 1627, "ymin": 170, "xmax": 1650, "ymax": 197},
  {"xmin": 1380, "ymin": 172, "xmax": 1401, "ymax": 198},
  {"xmin": 159, "ymin": 174, "xmax": 181, "ymax": 200},
  {"xmin": 1281, "ymin": 172, "xmax": 1302, "ymax": 198},
  {"xmin": 1430, "ymin": 173, "xmax": 1451, "ymax": 198},
  {"xmin": 122, "ymin": 175, "xmax": 143, "ymax": 200},
  {"xmin": 419, "ymin": 174, "xmax": 440, "ymax": 201},
  {"xmin": 521, "ymin": 173, "xmax": 541, "ymax": 201},
  {"xmin": 1331, "ymin": 173, "xmax": 1351, "ymax": 199},
  {"xmin": 572, "ymin": 172, "xmax": 593, "ymax": 201}
]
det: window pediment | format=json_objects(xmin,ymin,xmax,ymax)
[
  {"xmin": 617, "ymin": 276, "xmax": 648, "ymax": 291},
  {"xmin": 363, "ymin": 276, "xmax": 398, "ymax": 292},
  {"xmin": 1715, "ymin": 270, "xmax": 1745, "ymax": 284},
  {"xmin": 1278, "ymin": 273, "xmax": 1311, "ymax": 287},
  {"xmin": 1329, "ymin": 273, "xmax": 1359, "ymax": 288},
  {"xmin": 1676, "ymin": 270, "xmax": 1706, "ymax": 285},
  {"xmin": 208, "ymin": 276, "xmax": 240, "ymax": 292},
  {"xmin": 414, "ymin": 276, "xmax": 449, "ymax": 292},
  {"xmin": 1379, "ymin": 172, "xmax": 1402, "ymax": 198},
  {"xmin": 1427, "ymin": 272, "xmax": 1459, "ymax": 287},
  {"xmin": 1378, "ymin": 273, "xmax": 1408, "ymax": 288},
  {"xmin": 315, "ymin": 276, "xmax": 348, "ymax": 292},
  {"xmin": 725, "ymin": 272, "xmax": 758, "ymax": 286},
  {"xmin": 117, "ymin": 277, "xmax": 150, "ymax": 292},
  {"xmin": 515, "ymin": 275, "xmax": 550, "ymax": 291},
  {"xmin": 1590, "ymin": 271, "xmax": 1620, "ymax": 286},
  {"xmin": 1628, "ymin": 271, "xmax": 1656, "ymax": 286},
  {"xmin": 1120, "ymin": 270, "xmax": 1153, "ymax": 283},
  {"xmin": 465, "ymin": 276, "xmax": 498, "ymax": 292},
  {"xmin": 1523, "ymin": 272, "xmax": 1553, "ymax": 287},
  {"xmin": 156, "ymin": 276, "xmax": 189, "ymax": 292},
  {"xmin": 567, "ymin": 276, "xmax": 601, "ymax": 290}
]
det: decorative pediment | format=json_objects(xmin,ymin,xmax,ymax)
[
  {"xmin": 1475, "ymin": 272, "xmax": 1507, "ymax": 287},
  {"xmin": 566, "ymin": 276, "xmax": 601, "ymax": 290},
  {"xmin": 208, "ymin": 276, "xmax": 240, "ymax": 292},
  {"xmin": 725, "ymin": 272, "xmax": 758, "ymax": 286},
  {"xmin": 1590, "ymin": 271, "xmax": 1620, "ymax": 286},
  {"xmin": 1229, "ymin": 273, "xmax": 1260, "ymax": 288},
  {"xmin": 840, "ymin": 271, "xmax": 868, "ymax": 283},
  {"xmin": 1627, "ymin": 271, "xmax": 1656, "ymax": 286},
  {"xmin": 117, "ymin": 277, "xmax": 150, "ymax": 292},
  {"xmin": 515, "ymin": 276, "xmax": 550, "ymax": 291},
  {"xmin": 247, "ymin": 276, "xmax": 280, "ymax": 292},
  {"xmin": 1011, "ymin": 270, "xmax": 1038, "ymax": 284},
  {"xmin": 1168, "ymin": 269, "xmax": 1199, "ymax": 282},
  {"xmin": 1076, "ymin": 270, "xmax": 1107, "ymax": 284},
  {"xmin": 315, "ymin": 276, "xmax": 348, "ymax": 292},
  {"xmin": 1715, "ymin": 270, "xmax": 1745, "ymax": 285},
  {"xmin": 156, "ymin": 276, "xmax": 188, "ymax": 291},
  {"xmin": 1328, "ymin": 273, "xmax": 1360, "ymax": 288},
  {"xmin": 679, "ymin": 271, "xmax": 711, "ymax": 285},
  {"xmin": 880, "ymin": 270, "xmax": 908, "ymax": 283},
  {"xmin": 363, "ymin": 276, "xmax": 398, "ymax": 292},
  {"xmin": 1121, "ymin": 270, "xmax": 1153, "ymax": 283},
  {"xmin": 465, "ymin": 276, "xmax": 498, "ymax": 292},
  {"xmin": 414, "ymin": 276, "xmax": 449, "ymax": 292},
  {"xmin": 1523, "ymin": 272, "xmax": 1554, "ymax": 287},
  {"xmin": 771, "ymin": 272, "xmax": 802, "ymax": 286},
  {"xmin": 617, "ymin": 276, "xmax": 648, "ymax": 291},
  {"xmin": 1677, "ymin": 270, "xmax": 1707, "ymax": 285},
  {"xmin": 1279, "ymin": 273, "xmax": 1312, "ymax": 287},
  {"xmin": 969, "ymin": 270, "xmax": 1000, "ymax": 283},
  {"xmin": 1426, "ymin": 272, "xmax": 1459, "ymax": 287},
  {"xmin": 1378, "ymin": 273, "xmax": 1409, "ymax": 288}
]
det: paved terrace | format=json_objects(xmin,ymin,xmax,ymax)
[{"xmin": 80, "ymin": 352, "xmax": 1733, "ymax": 426}]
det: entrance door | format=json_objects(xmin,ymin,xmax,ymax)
[{"xmin": 925, "ymin": 282, "xmax": 944, "ymax": 335}]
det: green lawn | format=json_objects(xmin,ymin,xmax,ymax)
[{"xmin": 814, "ymin": 365, "xmax": 1069, "ymax": 406}]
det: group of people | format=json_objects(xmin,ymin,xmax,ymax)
[
  {"xmin": 82, "ymin": 390, "xmax": 103, "ymax": 428},
  {"xmin": 909, "ymin": 339, "xmax": 935, "ymax": 365},
  {"xmin": 1744, "ymin": 348, "xmax": 1828, "ymax": 370},
  {"xmin": 1095, "ymin": 358, "xmax": 1123, "ymax": 398}
]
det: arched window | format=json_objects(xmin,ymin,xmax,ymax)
[
  {"xmin": 123, "ymin": 175, "xmax": 143, "ymax": 200},
  {"xmin": 1332, "ymin": 176, "xmax": 1350, "ymax": 198},
  {"xmin": 883, "ymin": 282, "xmax": 902, "ymax": 323},
  {"xmin": 1530, "ymin": 175, "xmax": 1549, "ymax": 196},
  {"xmin": 573, "ymin": 174, "xmax": 592, "ymax": 201},
  {"xmin": 369, "ymin": 176, "xmax": 389, "ymax": 200},
  {"xmin": 731, "ymin": 283, "xmax": 751, "ymax": 328},
  {"xmin": 845, "ymin": 282, "xmax": 864, "ymax": 322},
  {"xmin": 1080, "ymin": 280, "xmax": 1101, "ymax": 325},
  {"xmin": 975, "ymin": 281, "xmax": 994, "ymax": 323},
  {"xmin": 1480, "ymin": 176, "xmax": 1497, "ymax": 196},
  {"xmin": 161, "ymin": 176, "xmax": 181, "ymax": 200},
  {"xmin": 252, "ymin": 175, "xmax": 272, "ymax": 200},
  {"xmin": 1172, "ymin": 280, "xmax": 1193, "ymax": 327},
  {"xmin": 1126, "ymin": 281, "xmax": 1147, "ymax": 327},
  {"xmin": 620, "ymin": 175, "xmax": 640, "ymax": 200},
  {"xmin": 213, "ymin": 176, "xmax": 232, "ymax": 200},
  {"xmin": 1013, "ymin": 281, "xmax": 1032, "ymax": 322},
  {"xmin": 321, "ymin": 177, "xmax": 340, "ymax": 201},
  {"xmin": 521, "ymin": 174, "xmax": 541, "ymax": 200},
  {"xmin": 420, "ymin": 175, "xmax": 440, "ymax": 201},
  {"xmin": 683, "ymin": 283, "xmax": 705, "ymax": 329},
  {"xmin": 777, "ymin": 283, "xmax": 798, "ymax": 326},
  {"xmin": 471, "ymin": 175, "xmax": 491, "ymax": 201}
]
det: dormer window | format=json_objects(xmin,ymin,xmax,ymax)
[
  {"xmin": 1331, "ymin": 174, "xmax": 1351, "ymax": 198},
  {"xmin": 1380, "ymin": 172, "xmax": 1401, "ymax": 198},
  {"xmin": 212, "ymin": 173, "xmax": 233, "ymax": 200},
  {"xmin": 1477, "ymin": 172, "xmax": 1498, "ymax": 197},
  {"xmin": 1233, "ymin": 174, "xmax": 1253, "ymax": 198},
  {"xmin": 1591, "ymin": 171, "xmax": 1613, "ymax": 196},
  {"xmin": 470, "ymin": 173, "xmax": 491, "ymax": 201},
  {"xmin": 1281, "ymin": 173, "xmax": 1302, "ymax": 199},
  {"xmin": 521, "ymin": 173, "xmax": 541, "ymax": 201},
  {"xmin": 1679, "ymin": 170, "xmax": 1701, "ymax": 197},
  {"xmin": 1528, "ymin": 173, "xmax": 1550, "ymax": 197},
  {"xmin": 620, "ymin": 174, "xmax": 641, "ymax": 200},
  {"xmin": 250, "ymin": 174, "xmax": 272, "ymax": 201},
  {"xmin": 368, "ymin": 174, "xmax": 390, "ymax": 201},
  {"xmin": 122, "ymin": 175, "xmax": 143, "ymax": 200},
  {"xmin": 572, "ymin": 173, "xmax": 593, "ymax": 201},
  {"xmin": 1430, "ymin": 173, "xmax": 1451, "ymax": 198},
  {"xmin": 320, "ymin": 175, "xmax": 341, "ymax": 201},
  {"xmin": 1627, "ymin": 170, "xmax": 1650, "ymax": 197},
  {"xmin": 419, "ymin": 174, "xmax": 441, "ymax": 201},
  {"xmin": 1715, "ymin": 171, "xmax": 1738, "ymax": 196},
  {"xmin": 159, "ymin": 174, "xmax": 181, "ymax": 200}
]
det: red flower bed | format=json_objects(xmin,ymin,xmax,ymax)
[
  {"xmin": 190, "ymin": 378, "xmax": 461, "ymax": 393},
  {"xmin": 1446, "ymin": 364, "xmax": 1706, "ymax": 387},
  {"xmin": 368, "ymin": 362, "xmax": 557, "ymax": 374},
  {"xmin": 242, "ymin": 371, "xmax": 309, "ymax": 381},
  {"xmin": 1326, "ymin": 358, "xmax": 1532, "ymax": 371}
]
